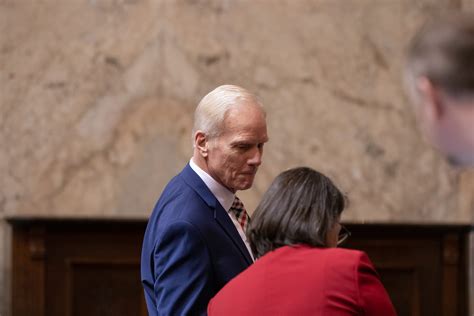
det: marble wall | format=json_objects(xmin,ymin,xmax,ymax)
[{"xmin": 1, "ymin": 0, "xmax": 474, "ymax": 315}]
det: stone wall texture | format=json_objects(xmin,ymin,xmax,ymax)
[{"xmin": 1, "ymin": 0, "xmax": 474, "ymax": 315}]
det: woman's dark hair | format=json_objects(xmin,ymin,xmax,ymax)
[{"xmin": 247, "ymin": 167, "xmax": 346, "ymax": 259}]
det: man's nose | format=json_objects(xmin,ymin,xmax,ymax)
[{"xmin": 248, "ymin": 147, "xmax": 263, "ymax": 166}]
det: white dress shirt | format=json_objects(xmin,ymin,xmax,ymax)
[{"xmin": 189, "ymin": 158, "xmax": 254, "ymax": 261}]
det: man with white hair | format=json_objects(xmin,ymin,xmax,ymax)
[
  {"xmin": 405, "ymin": 11, "xmax": 474, "ymax": 167},
  {"xmin": 141, "ymin": 85, "xmax": 269, "ymax": 315}
]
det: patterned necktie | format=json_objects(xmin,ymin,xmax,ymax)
[{"xmin": 230, "ymin": 196, "xmax": 250, "ymax": 233}]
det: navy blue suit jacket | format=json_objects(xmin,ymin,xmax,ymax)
[{"xmin": 141, "ymin": 164, "xmax": 253, "ymax": 315}]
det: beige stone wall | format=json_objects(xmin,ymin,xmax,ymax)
[
  {"xmin": 1, "ymin": 0, "xmax": 474, "ymax": 315},
  {"xmin": 2, "ymin": 0, "xmax": 473, "ymax": 222}
]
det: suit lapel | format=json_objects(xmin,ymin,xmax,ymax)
[
  {"xmin": 180, "ymin": 164, "xmax": 253, "ymax": 265},
  {"xmin": 213, "ymin": 204, "xmax": 253, "ymax": 265}
]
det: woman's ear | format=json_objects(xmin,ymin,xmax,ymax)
[{"xmin": 194, "ymin": 131, "xmax": 209, "ymax": 158}]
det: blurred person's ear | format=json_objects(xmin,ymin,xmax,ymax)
[
  {"xmin": 413, "ymin": 77, "xmax": 447, "ymax": 141},
  {"xmin": 417, "ymin": 77, "xmax": 445, "ymax": 121}
]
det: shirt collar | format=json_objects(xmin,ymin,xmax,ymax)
[{"xmin": 189, "ymin": 158, "xmax": 235, "ymax": 212}]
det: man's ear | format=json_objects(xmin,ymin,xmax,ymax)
[
  {"xmin": 417, "ymin": 77, "xmax": 445, "ymax": 121},
  {"xmin": 194, "ymin": 131, "xmax": 209, "ymax": 158}
]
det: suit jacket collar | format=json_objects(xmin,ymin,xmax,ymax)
[
  {"xmin": 180, "ymin": 163, "xmax": 219, "ymax": 209},
  {"xmin": 180, "ymin": 164, "xmax": 253, "ymax": 265},
  {"xmin": 189, "ymin": 158, "xmax": 234, "ymax": 211}
]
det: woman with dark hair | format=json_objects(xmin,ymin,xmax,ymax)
[{"xmin": 208, "ymin": 167, "xmax": 396, "ymax": 315}]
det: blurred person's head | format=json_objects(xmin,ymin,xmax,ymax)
[
  {"xmin": 405, "ymin": 12, "xmax": 474, "ymax": 167},
  {"xmin": 192, "ymin": 85, "xmax": 268, "ymax": 193},
  {"xmin": 247, "ymin": 167, "xmax": 347, "ymax": 259}
]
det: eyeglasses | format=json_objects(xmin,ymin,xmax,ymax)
[{"xmin": 337, "ymin": 225, "xmax": 351, "ymax": 246}]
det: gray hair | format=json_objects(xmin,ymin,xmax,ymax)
[
  {"xmin": 405, "ymin": 12, "xmax": 474, "ymax": 100},
  {"xmin": 192, "ymin": 85, "xmax": 265, "ymax": 139}
]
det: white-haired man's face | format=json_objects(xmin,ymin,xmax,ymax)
[{"xmin": 205, "ymin": 103, "xmax": 268, "ymax": 192}]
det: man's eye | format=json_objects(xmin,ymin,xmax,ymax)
[{"xmin": 236, "ymin": 144, "xmax": 250, "ymax": 149}]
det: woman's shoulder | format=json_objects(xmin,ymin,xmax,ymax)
[
  {"xmin": 318, "ymin": 247, "xmax": 377, "ymax": 274},
  {"xmin": 264, "ymin": 245, "xmax": 370, "ymax": 266},
  {"xmin": 281, "ymin": 244, "xmax": 367, "ymax": 258},
  {"xmin": 322, "ymin": 246, "xmax": 367, "ymax": 258}
]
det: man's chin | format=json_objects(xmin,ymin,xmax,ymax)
[{"xmin": 235, "ymin": 180, "xmax": 255, "ymax": 191}]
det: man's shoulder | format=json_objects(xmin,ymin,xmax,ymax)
[
  {"xmin": 156, "ymin": 165, "xmax": 201, "ymax": 201},
  {"xmin": 160, "ymin": 164, "xmax": 212, "ymax": 200},
  {"xmin": 150, "ymin": 173, "xmax": 215, "ymax": 223},
  {"xmin": 154, "ymin": 185, "xmax": 209, "ymax": 218}
]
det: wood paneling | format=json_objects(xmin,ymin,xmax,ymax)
[
  {"xmin": 66, "ymin": 260, "xmax": 143, "ymax": 316},
  {"xmin": 343, "ymin": 224, "xmax": 470, "ymax": 316},
  {"xmin": 8, "ymin": 219, "xmax": 471, "ymax": 316},
  {"xmin": 10, "ymin": 219, "xmax": 147, "ymax": 316}
]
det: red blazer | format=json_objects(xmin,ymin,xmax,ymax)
[{"xmin": 208, "ymin": 245, "xmax": 397, "ymax": 316}]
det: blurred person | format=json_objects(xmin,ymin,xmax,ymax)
[
  {"xmin": 405, "ymin": 11, "xmax": 474, "ymax": 167},
  {"xmin": 141, "ymin": 85, "xmax": 269, "ymax": 315},
  {"xmin": 405, "ymin": 12, "xmax": 474, "ymax": 315},
  {"xmin": 208, "ymin": 167, "xmax": 397, "ymax": 316}
]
